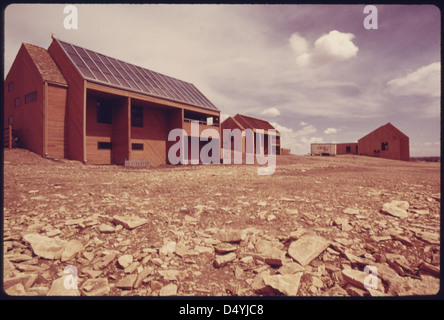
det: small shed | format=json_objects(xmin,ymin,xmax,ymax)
[{"xmin": 310, "ymin": 143, "xmax": 336, "ymax": 156}]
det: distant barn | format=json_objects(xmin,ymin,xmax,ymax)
[
  {"xmin": 310, "ymin": 123, "xmax": 410, "ymax": 161},
  {"xmin": 358, "ymin": 123, "xmax": 410, "ymax": 161},
  {"xmin": 4, "ymin": 36, "xmax": 220, "ymax": 166}
]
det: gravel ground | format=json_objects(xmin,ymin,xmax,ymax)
[{"xmin": 2, "ymin": 148, "xmax": 441, "ymax": 297}]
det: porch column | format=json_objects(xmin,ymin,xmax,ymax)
[{"xmin": 112, "ymin": 97, "xmax": 131, "ymax": 164}]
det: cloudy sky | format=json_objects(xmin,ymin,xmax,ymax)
[{"xmin": 4, "ymin": 4, "xmax": 441, "ymax": 156}]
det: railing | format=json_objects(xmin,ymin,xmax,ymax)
[
  {"xmin": 4, "ymin": 125, "xmax": 12, "ymax": 149},
  {"xmin": 183, "ymin": 118, "xmax": 219, "ymax": 127}
]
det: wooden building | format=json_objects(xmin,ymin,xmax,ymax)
[
  {"xmin": 310, "ymin": 143, "xmax": 336, "ymax": 156},
  {"xmin": 336, "ymin": 142, "xmax": 358, "ymax": 155},
  {"xmin": 310, "ymin": 123, "xmax": 409, "ymax": 161},
  {"xmin": 221, "ymin": 114, "xmax": 281, "ymax": 156},
  {"xmin": 358, "ymin": 122, "xmax": 409, "ymax": 161},
  {"xmin": 4, "ymin": 37, "xmax": 220, "ymax": 166}
]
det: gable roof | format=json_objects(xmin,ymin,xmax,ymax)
[
  {"xmin": 233, "ymin": 114, "xmax": 278, "ymax": 131},
  {"xmin": 359, "ymin": 122, "xmax": 409, "ymax": 141},
  {"xmin": 23, "ymin": 43, "xmax": 67, "ymax": 85},
  {"xmin": 53, "ymin": 38, "xmax": 218, "ymax": 111}
]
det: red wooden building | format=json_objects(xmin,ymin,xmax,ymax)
[
  {"xmin": 358, "ymin": 122, "xmax": 410, "ymax": 161},
  {"xmin": 4, "ymin": 37, "xmax": 220, "ymax": 166},
  {"xmin": 336, "ymin": 142, "xmax": 358, "ymax": 155},
  {"xmin": 221, "ymin": 114, "xmax": 281, "ymax": 155},
  {"xmin": 310, "ymin": 122, "xmax": 409, "ymax": 161}
]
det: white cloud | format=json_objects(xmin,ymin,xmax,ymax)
[
  {"xmin": 324, "ymin": 127, "xmax": 338, "ymax": 135},
  {"xmin": 290, "ymin": 30, "xmax": 359, "ymax": 68},
  {"xmin": 260, "ymin": 107, "xmax": 280, "ymax": 117},
  {"xmin": 271, "ymin": 122, "xmax": 323, "ymax": 155},
  {"xmin": 386, "ymin": 62, "xmax": 440, "ymax": 97},
  {"xmin": 300, "ymin": 121, "xmax": 308, "ymax": 126}
]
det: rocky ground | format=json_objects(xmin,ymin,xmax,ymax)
[{"xmin": 2, "ymin": 148, "xmax": 441, "ymax": 297}]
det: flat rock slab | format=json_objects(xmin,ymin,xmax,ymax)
[
  {"xmin": 116, "ymin": 274, "xmax": 137, "ymax": 290},
  {"xmin": 215, "ymin": 229, "xmax": 243, "ymax": 243},
  {"xmin": 214, "ymin": 243, "xmax": 238, "ymax": 254},
  {"xmin": 341, "ymin": 269, "xmax": 371, "ymax": 291},
  {"xmin": 93, "ymin": 252, "xmax": 117, "ymax": 270},
  {"xmin": 23, "ymin": 233, "xmax": 67, "ymax": 260},
  {"xmin": 81, "ymin": 278, "xmax": 111, "ymax": 296},
  {"xmin": 213, "ymin": 252, "xmax": 237, "ymax": 268},
  {"xmin": 263, "ymin": 273, "xmax": 303, "ymax": 296},
  {"xmin": 47, "ymin": 276, "xmax": 80, "ymax": 296},
  {"xmin": 61, "ymin": 240, "xmax": 84, "ymax": 262},
  {"xmin": 288, "ymin": 235, "xmax": 330, "ymax": 266},
  {"xmin": 117, "ymin": 254, "xmax": 134, "ymax": 269},
  {"xmin": 159, "ymin": 283, "xmax": 178, "ymax": 296},
  {"xmin": 255, "ymin": 239, "xmax": 286, "ymax": 266},
  {"xmin": 414, "ymin": 231, "xmax": 440, "ymax": 245},
  {"xmin": 112, "ymin": 215, "xmax": 148, "ymax": 230},
  {"xmin": 381, "ymin": 201, "xmax": 409, "ymax": 218}
]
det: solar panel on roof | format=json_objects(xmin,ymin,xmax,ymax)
[{"xmin": 56, "ymin": 39, "xmax": 218, "ymax": 111}]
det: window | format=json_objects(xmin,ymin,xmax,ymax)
[
  {"xmin": 97, "ymin": 142, "xmax": 112, "ymax": 150},
  {"xmin": 346, "ymin": 146, "xmax": 351, "ymax": 153},
  {"xmin": 14, "ymin": 97, "xmax": 20, "ymax": 107},
  {"xmin": 381, "ymin": 142, "xmax": 388, "ymax": 151},
  {"xmin": 97, "ymin": 100, "xmax": 112, "ymax": 124},
  {"xmin": 8, "ymin": 116, "xmax": 13, "ymax": 125},
  {"xmin": 25, "ymin": 91, "xmax": 37, "ymax": 104},
  {"xmin": 131, "ymin": 106, "xmax": 143, "ymax": 128},
  {"xmin": 132, "ymin": 143, "xmax": 144, "ymax": 151},
  {"xmin": 8, "ymin": 82, "xmax": 14, "ymax": 92}
]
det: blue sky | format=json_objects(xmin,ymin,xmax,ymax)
[{"xmin": 4, "ymin": 4, "xmax": 441, "ymax": 156}]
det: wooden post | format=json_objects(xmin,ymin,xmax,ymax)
[{"xmin": 9, "ymin": 125, "xmax": 12, "ymax": 148}]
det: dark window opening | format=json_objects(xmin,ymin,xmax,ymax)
[
  {"xmin": 98, "ymin": 141, "xmax": 112, "ymax": 150},
  {"xmin": 14, "ymin": 97, "xmax": 20, "ymax": 107},
  {"xmin": 346, "ymin": 146, "xmax": 351, "ymax": 153},
  {"xmin": 131, "ymin": 106, "xmax": 143, "ymax": 127},
  {"xmin": 97, "ymin": 100, "xmax": 113, "ymax": 124},
  {"xmin": 132, "ymin": 143, "xmax": 144, "ymax": 151},
  {"xmin": 25, "ymin": 91, "xmax": 37, "ymax": 104},
  {"xmin": 8, "ymin": 82, "xmax": 14, "ymax": 92},
  {"xmin": 381, "ymin": 142, "xmax": 388, "ymax": 151}
]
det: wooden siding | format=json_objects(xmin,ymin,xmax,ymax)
[
  {"xmin": 4, "ymin": 44, "xmax": 45, "ymax": 155},
  {"xmin": 85, "ymin": 96, "xmax": 112, "ymax": 164},
  {"xmin": 130, "ymin": 105, "xmax": 168, "ymax": 166},
  {"xmin": 48, "ymin": 40, "xmax": 86, "ymax": 162},
  {"xmin": 46, "ymin": 84, "xmax": 68, "ymax": 158},
  {"xmin": 336, "ymin": 143, "xmax": 358, "ymax": 155}
]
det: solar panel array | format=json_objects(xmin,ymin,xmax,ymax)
[{"xmin": 57, "ymin": 39, "xmax": 218, "ymax": 111}]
